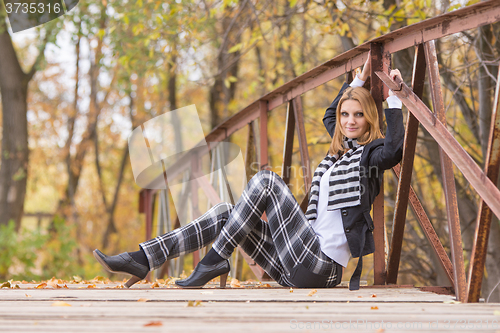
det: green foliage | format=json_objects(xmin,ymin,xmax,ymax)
[
  {"xmin": 0, "ymin": 220, "xmax": 46, "ymax": 281},
  {"xmin": 0, "ymin": 217, "xmax": 86, "ymax": 281},
  {"xmin": 40, "ymin": 216, "xmax": 85, "ymax": 280}
]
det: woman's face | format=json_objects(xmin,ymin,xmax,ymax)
[{"xmin": 340, "ymin": 99, "xmax": 369, "ymax": 139}]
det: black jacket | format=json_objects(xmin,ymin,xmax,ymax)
[{"xmin": 322, "ymin": 82, "xmax": 404, "ymax": 289}]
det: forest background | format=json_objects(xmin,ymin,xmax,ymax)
[{"xmin": 1, "ymin": 0, "xmax": 500, "ymax": 301}]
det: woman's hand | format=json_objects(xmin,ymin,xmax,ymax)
[
  {"xmin": 358, "ymin": 51, "xmax": 371, "ymax": 82},
  {"xmin": 388, "ymin": 69, "xmax": 402, "ymax": 97}
]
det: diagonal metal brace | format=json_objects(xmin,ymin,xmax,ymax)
[{"xmin": 375, "ymin": 71, "xmax": 500, "ymax": 221}]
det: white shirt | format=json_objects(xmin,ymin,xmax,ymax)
[{"xmin": 311, "ymin": 163, "xmax": 351, "ymax": 267}]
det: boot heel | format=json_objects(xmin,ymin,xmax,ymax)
[
  {"xmin": 124, "ymin": 275, "xmax": 142, "ymax": 288},
  {"xmin": 219, "ymin": 272, "xmax": 229, "ymax": 289}
]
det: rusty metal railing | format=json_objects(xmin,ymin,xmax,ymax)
[{"xmin": 139, "ymin": 0, "xmax": 500, "ymax": 302}]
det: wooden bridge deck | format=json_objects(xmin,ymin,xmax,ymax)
[{"xmin": 1, "ymin": 281, "xmax": 499, "ymax": 332}]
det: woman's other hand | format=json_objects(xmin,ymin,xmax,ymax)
[
  {"xmin": 388, "ymin": 69, "xmax": 402, "ymax": 97},
  {"xmin": 358, "ymin": 51, "xmax": 371, "ymax": 82}
]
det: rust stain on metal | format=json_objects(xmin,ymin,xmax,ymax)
[
  {"xmin": 468, "ymin": 61, "xmax": 500, "ymax": 303},
  {"xmin": 441, "ymin": 18, "xmax": 451, "ymax": 35}
]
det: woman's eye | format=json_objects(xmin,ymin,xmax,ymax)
[
  {"xmin": 341, "ymin": 112, "xmax": 348, "ymax": 116},
  {"xmin": 356, "ymin": 113, "xmax": 364, "ymax": 117}
]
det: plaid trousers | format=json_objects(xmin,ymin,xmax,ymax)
[{"xmin": 140, "ymin": 170, "xmax": 341, "ymax": 288}]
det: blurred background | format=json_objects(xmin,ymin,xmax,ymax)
[{"xmin": 1, "ymin": 0, "xmax": 499, "ymax": 301}]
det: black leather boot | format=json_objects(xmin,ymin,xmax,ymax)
[
  {"xmin": 175, "ymin": 260, "xmax": 230, "ymax": 289},
  {"xmin": 93, "ymin": 249, "xmax": 149, "ymax": 288}
]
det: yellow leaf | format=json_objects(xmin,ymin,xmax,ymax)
[
  {"xmin": 371, "ymin": 306, "xmax": 379, "ymax": 310},
  {"xmin": 25, "ymin": 294, "xmax": 32, "ymax": 297},
  {"xmin": 307, "ymin": 289, "xmax": 317, "ymax": 296},
  {"xmin": 137, "ymin": 298, "xmax": 150, "ymax": 302},
  {"xmin": 151, "ymin": 282, "xmax": 160, "ymax": 288},
  {"xmin": 36, "ymin": 283, "xmax": 47, "ymax": 289},
  {"xmin": 371, "ymin": 294, "xmax": 377, "ymax": 297},
  {"xmin": 1, "ymin": 281, "xmax": 11, "ymax": 288},
  {"xmin": 230, "ymin": 278, "xmax": 241, "ymax": 288},
  {"xmin": 51, "ymin": 301, "xmax": 72, "ymax": 307},
  {"xmin": 289, "ymin": 288, "xmax": 294, "ymax": 293},
  {"xmin": 228, "ymin": 43, "xmax": 243, "ymax": 54},
  {"xmin": 186, "ymin": 300, "xmax": 202, "ymax": 307}
]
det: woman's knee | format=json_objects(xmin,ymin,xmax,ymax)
[{"xmin": 211, "ymin": 202, "xmax": 234, "ymax": 218}]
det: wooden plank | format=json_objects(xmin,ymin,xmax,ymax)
[{"xmin": 4, "ymin": 286, "xmax": 500, "ymax": 332}]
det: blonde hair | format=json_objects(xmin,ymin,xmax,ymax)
[{"xmin": 328, "ymin": 86, "xmax": 383, "ymax": 156}]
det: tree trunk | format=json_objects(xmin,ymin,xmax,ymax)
[
  {"xmin": 56, "ymin": 6, "xmax": 107, "ymax": 222},
  {"xmin": 209, "ymin": 2, "xmax": 246, "ymax": 130},
  {"xmin": 0, "ymin": 20, "xmax": 38, "ymax": 230}
]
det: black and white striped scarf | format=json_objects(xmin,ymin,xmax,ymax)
[{"xmin": 305, "ymin": 138, "xmax": 364, "ymax": 221}]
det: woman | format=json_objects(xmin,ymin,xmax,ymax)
[{"xmin": 93, "ymin": 57, "xmax": 404, "ymax": 291}]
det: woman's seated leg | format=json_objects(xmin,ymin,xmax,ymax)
[{"xmin": 93, "ymin": 202, "xmax": 233, "ymax": 287}]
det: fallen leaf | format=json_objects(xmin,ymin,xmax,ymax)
[
  {"xmin": 144, "ymin": 321, "xmax": 163, "ymax": 327},
  {"xmin": 370, "ymin": 306, "xmax": 379, "ymax": 310},
  {"xmin": 14, "ymin": 284, "xmax": 20, "ymax": 289},
  {"xmin": 186, "ymin": 300, "xmax": 203, "ymax": 307},
  {"xmin": 260, "ymin": 283, "xmax": 272, "ymax": 288},
  {"xmin": 230, "ymin": 279, "xmax": 241, "ymax": 288},
  {"xmin": 51, "ymin": 301, "xmax": 72, "ymax": 307},
  {"xmin": 1, "ymin": 281, "xmax": 11, "ymax": 288},
  {"xmin": 25, "ymin": 294, "xmax": 32, "ymax": 297},
  {"xmin": 137, "ymin": 298, "xmax": 150, "ymax": 302},
  {"xmin": 72, "ymin": 276, "xmax": 82, "ymax": 283},
  {"xmin": 151, "ymin": 282, "xmax": 160, "ymax": 288},
  {"xmin": 371, "ymin": 294, "xmax": 377, "ymax": 298},
  {"xmin": 87, "ymin": 284, "xmax": 96, "ymax": 289},
  {"xmin": 307, "ymin": 289, "xmax": 317, "ymax": 296},
  {"xmin": 92, "ymin": 276, "xmax": 106, "ymax": 282},
  {"xmin": 36, "ymin": 283, "xmax": 47, "ymax": 289},
  {"xmin": 289, "ymin": 288, "xmax": 294, "ymax": 293}
]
